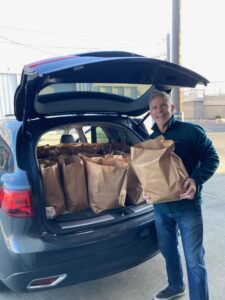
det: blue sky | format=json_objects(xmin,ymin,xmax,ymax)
[{"xmin": 0, "ymin": 0, "xmax": 224, "ymax": 82}]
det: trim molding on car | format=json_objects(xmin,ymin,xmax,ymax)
[
  {"xmin": 27, "ymin": 274, "xmax": 67, "ymax": 290},
  {"xmin": 59, "ymin": 214, "xmax": 115, "ymax": 229}
]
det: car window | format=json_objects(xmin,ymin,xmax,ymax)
[
  {"xmin": 96, "ymin": 127, "xmax": 109, "ymax": 143},
  {"xmin": 83, "ymin": 126, "xmax": 91, "ymax": 143},
  {"xmin": 39, "ymin": 83, "xmax": 151, "ymax": 101},
  {"xmin": 69, "ymin": 128, "xmax": 79, "ymax": 141},
  {"xmin": 143, "ymin": 116, "xmax": 154, "ymax": 134},
  {"xmin": 0, "ymin": 137, "xmax": 13, "ymax": 173},
  {"xmin": 38, "ymin": 129, "xmax": 64, "ymax": 146},
  {"xmin": 37, "ymin": 124, "xmax": 133, "ymax": 147},
  {"xmin": 83, "ymin": 126, "xmax": 109, "ymax": 143}
]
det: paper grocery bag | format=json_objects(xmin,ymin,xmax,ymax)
[
  {"xmin": 58, "ymin": 155, "xmax": 88, "ymax": 212},
  {"xmin": 126, "ymin": 156, "xmax": 144, "ymax": 204},
  {"xmin": 105, "ymin": 154, "xmax": 144, "ymax": 205},
  {"xmin": 84, "ymin": 156, "xmax": 128, "ymax": 214},
  {"xmin": 40, "ymin": 162, "xmax": 66, "ymax": 215},
  {"xmin": 131, "ymin": 135, "xmax": 188, "ymax": 204}
]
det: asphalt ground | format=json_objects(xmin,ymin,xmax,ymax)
[{"xmin": 0, "ymin": 120, "xmax": 224, "ymax": 300}]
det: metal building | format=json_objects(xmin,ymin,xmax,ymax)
[{"xmin": 0, "ymin": 73, "xmax": 21, "ymax": 118}]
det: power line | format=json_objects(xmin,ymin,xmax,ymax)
[
  {"xmin": 0, "ymin": 38, "xmax": 99, "ymax": 50},
  {"xmin": 0, "ymin": 33, "xmax": 102, "ymax": 53},
  {"xmin": 0, "ymin": 37, "xmax": 165, "ymax": 50},
  {"xmin": 0, "ymin": 34, "xmax": 57, "ymax": 55},
  {"xmin": 0, "ymin": 31, "xmax": 167, "ymax": 61},
  {"xmin": 0, "ymin": 27, "xmax": 167, "ymax": 49},
  {"xmin": 0, "ymin": 35, "xmax": 166, "ymax": 55}
]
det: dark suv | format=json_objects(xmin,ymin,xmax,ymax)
[{"xmin": 0, "ymin": 51, "xmax": 208, "ymax": 292}]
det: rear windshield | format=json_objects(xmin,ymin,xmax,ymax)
[{"xmin": 39, "ymin": 83, "xmax": 151, "ymax": 100}]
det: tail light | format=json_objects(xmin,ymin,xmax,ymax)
[{"xmin": 0, "ymin": 188, "xmax": 33, "ymax": 217}]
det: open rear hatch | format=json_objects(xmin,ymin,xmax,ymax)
[{"xmin": 14, "ymin": 51, "xmax": 208, "ymax": 121}]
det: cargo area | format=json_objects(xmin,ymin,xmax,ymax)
[{"xmin": 35, "ymin": 121, "xmax": 153, "ymax": 231}]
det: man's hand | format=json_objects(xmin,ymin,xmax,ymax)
[
  {"xmin": 143, "ymin": 191, "xmax": 150, "ymax": 202},
  {"xmin": 180, "ymin": 178, "xmax": 197, "ymax": 200}
]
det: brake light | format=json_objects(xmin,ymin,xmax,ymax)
[
  {"xmin": 0, "ymin": 188, "xmax": 33, "ymax": 217},
  {"xmin": 26, "ymin": 55, "xmax": 77, "ymax": 68}
]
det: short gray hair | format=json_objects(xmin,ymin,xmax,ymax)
[{"xmin": 149, "ymin": 91, "xmax": 173, "ymax": 106}]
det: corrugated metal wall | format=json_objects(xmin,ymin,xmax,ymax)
[{"xmin": 0, "ymin": 73, "xmax": 21, "ymax": 118}]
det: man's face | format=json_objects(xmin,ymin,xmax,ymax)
[{"xmin": 149, "ymin": 96, "xmax": 175, "ymax": 127}]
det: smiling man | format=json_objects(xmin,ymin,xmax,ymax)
[{"xmin": 148, "ymin": 91, "xmax": 219, "ymax": 300}]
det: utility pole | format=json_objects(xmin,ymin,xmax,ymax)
[
  {"xmin": 172, "ymin": 0, "xmax": 183, "ymax": 120},
  {"xmin": 166, "ymin": 33, "xmax": 170, "ymax": 62}
]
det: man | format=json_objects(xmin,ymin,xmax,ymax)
[{"xmin": 148, "ymin": 91, "xmax": 219, "ymax": 300}]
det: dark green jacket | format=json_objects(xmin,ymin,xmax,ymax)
[{"xmin": 147, "ymin": 115, "xmax": 220, "ymax": 213}]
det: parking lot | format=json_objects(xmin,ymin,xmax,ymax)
[{"xmin": 0, "ymin": 122, "xmax": 224, "ymax": 300}]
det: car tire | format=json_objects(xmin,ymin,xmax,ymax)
[{"xmin": 0, "ymin": 281, "xmax": 8, "ymax": 292}]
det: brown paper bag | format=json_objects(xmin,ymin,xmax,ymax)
[
  {"xmin": 105, "ymin": 154, "xmax": 144, "ymax": 205},
  {"xmin": 84, "ymin": 156, "xmax": 128, "ymax": 214},
  {"xmin": 131, "ymin": 135, "xmax": 188, "ymax": 204},
  {"xmin": 58, "ymin": 155, "xmax": 88, "ymax": 213},
  {"xmin": 40, "ymin": 161, "xmax": 66, "ymax": 215},
  {"xmin": 126, "ymin": 156, "xmax": 144, "ymax": 204}
]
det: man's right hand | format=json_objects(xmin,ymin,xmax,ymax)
[{"xmin": 180, "ymin": 178, "xmax": 197, "ymax": 200}]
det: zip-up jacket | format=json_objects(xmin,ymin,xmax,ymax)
[{"xmin": 147, "ymin": 115, "xmax": 220, "ymax": 213}]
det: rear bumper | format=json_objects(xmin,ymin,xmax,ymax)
[
  {"xmin": 1, "ymin": 212, "xmax": 158, "ymax": 292},
  {"xmin": 6, "ymin": 238, "xmax": 158, "ymax": 292}
]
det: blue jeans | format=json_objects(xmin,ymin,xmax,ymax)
[{"xmin": 154, "ymin": 205, "xmax": 208, "ymax": 300}]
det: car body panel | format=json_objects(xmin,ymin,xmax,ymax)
[{"xmin": 0, "ymin": 208, "xmax": 157, "ymax": 292}]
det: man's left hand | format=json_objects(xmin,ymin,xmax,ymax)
[{"xmin": 180, "ymin": 178, "xmax": 197, "ymax": 200}]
